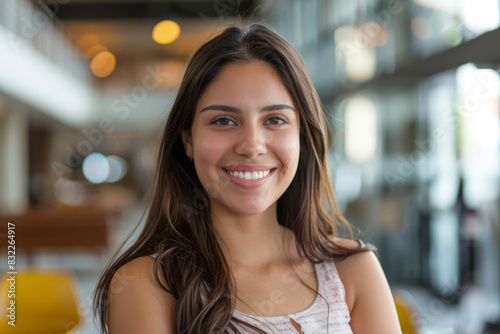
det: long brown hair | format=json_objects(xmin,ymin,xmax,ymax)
[{"xmin": 93, "ymin": 22, "xmax": 372, "ymax": 334}]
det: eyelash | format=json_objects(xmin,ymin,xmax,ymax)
[{"xmin": 210, "ymin": 114, "xmax": 290, "ymax": 127}]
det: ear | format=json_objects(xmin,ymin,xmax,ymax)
[{"xmin": 181, "ymin": 129, "xmax": 193, "ymax": 159}]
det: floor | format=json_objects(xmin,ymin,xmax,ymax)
[{"xmin": 398, "ymin": 285, "xmax": 500, "ymax": 334}]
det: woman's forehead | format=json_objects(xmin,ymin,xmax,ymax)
[{"xmin": 196, "ymin": 62, "xmax": 295, "ymax": 111}]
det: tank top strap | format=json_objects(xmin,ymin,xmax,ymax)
[
  {"xmin": 315, "ymin": 259, "xmax": 351, "ymax": 323},
  {"xmin": 318, "ymin": 259, "xmax": 347, "ymax": 301}
]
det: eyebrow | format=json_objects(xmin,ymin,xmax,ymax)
[{"xmin": 199, "ymin": 104, "xmax": 295, "ymax": 114}]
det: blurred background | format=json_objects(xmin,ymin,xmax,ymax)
[{"xmin": 0, "ymin": 0, "xmax": 499, "ymax": 333}]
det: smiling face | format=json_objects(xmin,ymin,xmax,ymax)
[{"xmin": 181, "ymin": 62, "xmax": 301, "ymax": 217}]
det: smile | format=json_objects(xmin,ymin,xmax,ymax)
[
  {"xmin": 222, "ymin": 168, "xmax": 277, "ymax": 188},
  {"xmin": 224, "ymin": 169, "xmax": 273, "ymax": 180}
]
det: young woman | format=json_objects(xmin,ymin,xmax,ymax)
[{"xmin": 93, "ymin": 23, "xmax": 401, "ymax": 333}]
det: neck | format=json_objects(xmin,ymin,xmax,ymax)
[{"xmin": 210, "ymin": 201, "xmax": 294, "ymax": 271}]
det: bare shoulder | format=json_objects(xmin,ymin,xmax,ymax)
[
  {"xmin": 332, "ymin": 238, "xmax": 401, "ymax": 333},
  {"xmin": 332, "ymin": 238, "xmax": 378, "ymax": 298},
  {"xmin": 331, "ymin": 237, "xmax": 373, "ymax": 270},
  {"xmin": 110, "ymin": 256, "xmax": 172, "ymax": 299},
  {"xmin": 108, "ymin": 256, "xmax": 176, "ymax": 334}
]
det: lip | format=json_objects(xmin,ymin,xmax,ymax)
[{"xmin": 222, "ymin": 167, "xmax": 276, "ymax": 188}]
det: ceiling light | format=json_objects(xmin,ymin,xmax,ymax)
[
  {"xmin": 152, "ymin": 20, "xmax": 181, "ymax": 45},
  {"xmin": 90, "ymin": 51, "xmax": 116, "ymax": 78}
]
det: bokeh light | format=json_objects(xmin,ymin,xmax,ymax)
[
  {"xmin": 440, "ymin": 24, "xmax": 463, "ymax": 46},
  {"xmin": 106, "ymin": 155, "xmax": 127, "ymax": 182},
  {"xmin": 77, "ymin": 34, "xmax": 100, "ymax": 52},
  {"xmin": 82, "ymin": 153, "xmax": 110, "ymax": 184},
  {"xmin": 90, "ymin": 51, "xmax": 116, "ymax": 78},
  {"xmin": 334, "ymin": 25, "xmax": 376, "ymax": 83},
  {"xmin": 152, "ymin": 20, "xmax": 181, "ymax": 44},
  {"xmin": 86, "ymin": 44, "xmax": 108, "ymax": 59},
  {"xmin": 411, "ymin": 17, "xmax": 432, "ymax": 40},
  {"xmin": 345, "ymin": 96, "xmax": 378, "ymax": 164},
  {"xmin": 360, "ymin": 22, "xmax": 388, "ymax": 46}
]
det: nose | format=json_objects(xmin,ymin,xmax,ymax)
[{"xmin": 234, "ymin": 122, "xmax": 267, "ymax": 159}]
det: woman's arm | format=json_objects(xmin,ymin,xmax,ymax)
[
  {"xmin": 108, "ymin": 256, "xmax": 176, "ymax": 334},
  {"xmin": 335, "ymin": 240, "xmax": 402, "ymax": 333}
]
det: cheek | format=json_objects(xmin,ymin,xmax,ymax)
[
  {"xmin": 195, "ymin": 130, "xmax": 231, "ymax": 158},
  {"xmin": 193, "ymin": 132, "xmax": 230, "ymax": 179},
  {"xmin": 272, "ymin": 132, "xmax": 301, "ymax": 173}
]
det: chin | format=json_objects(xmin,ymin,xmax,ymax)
[{"xmin": 225, "ymin": 199, "xmax": 272, "ymax": 216}]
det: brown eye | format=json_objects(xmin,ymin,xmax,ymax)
[
  {"xmin": 210, "ymin": 116, "xmax": 235, "ymax": 126},
  {"xmin": 266, "ymin": 116, "xmax": 289, "ymax": 126}
]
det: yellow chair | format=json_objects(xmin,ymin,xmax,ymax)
[
  {"xmin": 393, "ymin": 290, "xmax": 419, "ymax": 334},
  {"xmin": 0, "ymin": 268, "xmax": 81, "ymax": 333}
]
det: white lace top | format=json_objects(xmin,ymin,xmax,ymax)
[{"xmin": 148, "ymin": 255, "xmax": 353, "ymax": 333}]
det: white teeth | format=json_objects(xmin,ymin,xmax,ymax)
[{"xmin": 227, "ymin": 169, "xmax": 272, "ymax": 180}]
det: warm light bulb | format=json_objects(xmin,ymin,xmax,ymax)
[
  {"xmin": 152, "ymin": 20, "xmax": 181, "ymax": 44},
  {"xmin": 86, "ymin": 44, "xmax": 108, "ymax": 59},
  {"xmin": 90, "ymin": 51, "xmax": 116, "ymax": 78}
]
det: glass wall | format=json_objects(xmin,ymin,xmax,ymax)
[{"xmin": 272, "ymin": 1, "xmax": 500, "ymax": 331}]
